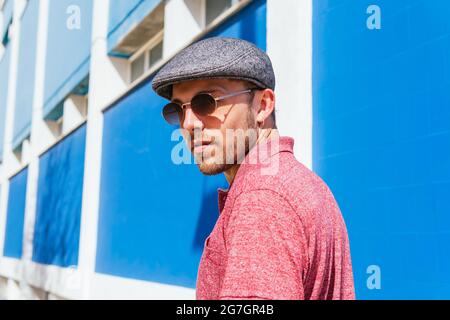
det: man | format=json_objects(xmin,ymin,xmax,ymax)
[{"xmin": 152, "ymin": 37, "xmax": 355, "ymax": 300}]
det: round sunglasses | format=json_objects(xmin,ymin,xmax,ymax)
[{"xmin": 162, "ymin": 88, "xmax": 259, "ymax": 125}]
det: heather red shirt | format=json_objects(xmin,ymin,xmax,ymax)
[{"xmin": 196, "ymin": 137, "xmax": 355, "ymax": 300}]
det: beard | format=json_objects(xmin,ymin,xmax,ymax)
[
  {"xmin": 197, "ymin": 158, "xmax": 234, "ymax": 176},
  {"xmin": 196, "ymin": 109, "xmax": 258, "ymax": 176}
]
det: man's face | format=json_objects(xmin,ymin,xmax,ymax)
[{"xmin": 172, "ymin": 79, "xmax": 259, "ymax": 175}]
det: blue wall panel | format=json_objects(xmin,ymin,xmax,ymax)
[
  {"xmin": 43, "ymin": 0, "xmax": 93, "ymax": 118},
  {"xmin": 13, "ymin": 0, "xmax": 39, "ymax": 149},
  {"xmin": 108, "ymin": 0, "xmax": 161, "ymax": 56},
  {"xmin": 97, "ymin": 0, "xmax": 266, "ymax": 288},
  {"xmin": 3, "ymin": 168, "xmax": 28, "ymax": 259},
  {"xmin": 0, "ymin": 44, "xmax": 11, "ymax": 162},
  {"xmin": 33, "ymin": 124, "xmax": 87, "ymax": 267},
  {"xmin": 313, "ymin": 0, "xmax": 450, "ymax": 299}
]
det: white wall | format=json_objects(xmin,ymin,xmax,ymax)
[
  {"xmin": 163, "ymin": 0, "xmax": 204, "ymax": 58},
  {"xmin": 267, "ymin": 0, "xmax": 313, "ymax": 169}
]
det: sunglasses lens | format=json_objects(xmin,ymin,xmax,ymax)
[
  {"xmin": 162, "ymin": 103, "xmax": 183, "ymax": 125},
  {"xmin": 191, "ymin": 94, "xmax": 216, "ymax": 116}
]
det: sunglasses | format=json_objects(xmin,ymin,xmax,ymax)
[{"xmin": 162, "ymin": 88, "xmax": 259, "ymax": 125}]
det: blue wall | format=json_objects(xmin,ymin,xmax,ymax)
[
  {"xmin": 13, "ymin": 0, "xmax": 39, "ymax": 149},
  {"xmin": 33, "ymin": 124, "xmax": 87, "ymax": 267},
  {"xmin": 0, "ymin": 42, "xmax": 11, "ymax": 162},
  {"xmin": 0, "ymin": 0, "xmax": 12, "ymax": 162},
  {"xmin": 97, "ymin": 0, "xmax": 266, "ymax": 288},
  {"xmin": 108, "ymin": 0, "xmax": 161, "ymax": 56},
  {"xmin": 3, "ymin": 168, "xmax": 28, "ymax": 259},
  {"xmin": 43, "ymin": 0, "xmax": 93, "ymax": 119},
  {"xmin": 313, "ymin": 0, "xmax": 450, "ymax": 299}
]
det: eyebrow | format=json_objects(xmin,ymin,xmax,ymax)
[{"xmin": 171, "ymin": 87, "xmax": 225, "ymax": 104}]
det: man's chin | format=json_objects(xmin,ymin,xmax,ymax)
[{"xmin": 197, "ymin": 161, "xmax": 234, "ymax": 176}]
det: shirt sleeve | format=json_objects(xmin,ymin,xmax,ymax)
[{"xmin": 219, "ymin": 189, "xmax": 306, "ymax": 300}]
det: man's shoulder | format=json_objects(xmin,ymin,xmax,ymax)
[
  {"xmin": 230, "ymin": 152, "xmax": 339, "ymax": 222},
  {"xmin": 241, "ymin": 152, "xmax": 328, "ymax": 196}
]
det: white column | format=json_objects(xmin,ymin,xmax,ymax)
[
  {"xmin": 21, "ymin": 0, "xmax": 48, "ymax": 266},
  {"xmin": 18, "ymin": 0, "xmax": 50, "ymax": 299},
  {"xmin": 267, "ymin": 0, "xmax": 313, "ymax": 169},
  {"xmin": 77, "ymin": 0, "xmax": 128, "ymax": 300},
  {"xmin": 163, "ymin": 0, "xmax": 204, "ymax": 58}
]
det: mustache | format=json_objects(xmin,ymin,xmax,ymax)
[
  {"xmin": 189, "ymin": 130, "xmax": 217, "ymax": 146},
  {"xmin": 192, "ymin": 137, "xmax": 214, "ymax": 145},
  {"xmin": 190, "ymin": 137, "xmax": 215, "ymax": 153}
]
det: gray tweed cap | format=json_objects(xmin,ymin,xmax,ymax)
[{"xmin": 151, "ymin": 37, "xmax": 275, "ymax": 100}]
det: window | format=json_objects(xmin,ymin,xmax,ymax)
[
  {"xmin": 44, "ymin": 76, "xmax": 88, "ymax": 139},
  {"xmin": 129, "ymin": 32, "xmax": 164, "ymax": 84},
  {"xmin": 205, "ymin": 0, "xmax": 240, "ymax": 26},
  {"xmin": 131, "ymin": 53, "xmax": 145, "ymax": 83},
  {"xmin": 148, "ymin": 40, "xmax": 163, "ymax": 69}
]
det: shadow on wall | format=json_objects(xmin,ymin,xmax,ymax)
[{"xmin": 192, "ymin": 178, "xmax": 221, "ymax": 250}]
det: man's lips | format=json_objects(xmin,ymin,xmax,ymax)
[{"xmin": 192, "ymin": 140, "xmax": 213, "ymax": 154}]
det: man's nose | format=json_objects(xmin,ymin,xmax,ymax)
[{"xmin": 182, "ymin": 107, "xmax": 203, "ymax": 132}]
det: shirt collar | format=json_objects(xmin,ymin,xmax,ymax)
[{"xmin": 217, "ymin": 188, "xmax": 228, "ymax": 212}]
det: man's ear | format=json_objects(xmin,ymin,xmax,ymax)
[{"xmin": 256, "ymin": 89, "xmax": 276, "ymax": 125}]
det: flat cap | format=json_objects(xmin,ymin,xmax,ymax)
[{"xmin": 151, "ymin": 37, "xmax": 275, "ymax": 100}]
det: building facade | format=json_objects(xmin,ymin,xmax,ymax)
[{"xmin": 0, "ymin": 0, "xmax": 449, "ymax": 299}]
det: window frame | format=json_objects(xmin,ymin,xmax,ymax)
[
  {"xmin": 202, "ymin": 0, "xmax": 241, "ymax": 28},
  {"xmin": 128, "ymin": 30, "xmax": 164, "ymax": 85}
]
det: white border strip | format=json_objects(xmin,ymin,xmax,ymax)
[
  {"xmin": 90, "ymin": 273, "xmax": 195, "ymax": 300},
  {"xmin": 0, "ymin": 257, "xmax": 22, "ymax": 282},
  {"xmin": 21, "ymin": 260, "xmax": 81, "ymax": 300}
]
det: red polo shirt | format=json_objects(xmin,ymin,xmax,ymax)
[{"xmin": 196, "ymin": 137, "xmax": 355, "ymax": 300}]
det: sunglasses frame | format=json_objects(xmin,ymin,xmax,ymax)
[{"xmin": 162, "ymin": 87, "xmax": 260, "ymax": 125}]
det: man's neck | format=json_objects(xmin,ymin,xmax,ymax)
[{"xmin": 224, "ymin": 128, "xmax": 280, "ymax": 186}]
